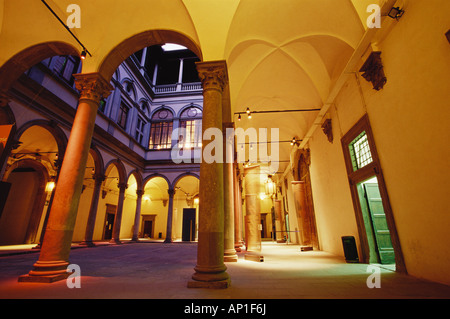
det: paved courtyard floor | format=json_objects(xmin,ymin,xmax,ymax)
[{"xmin": 0, "ymin": 240, "xmax": 449, "ymax": 300}]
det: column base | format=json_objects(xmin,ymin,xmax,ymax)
[
  {"xmin": 109, "ymin": 239, "xmax": 122, "ymax": 244},
  {"xmin": 224, "ymin": 254, "xmax": 238, "ymax": 262},
  {"xmin": 245, "ymin": 253, "xmax": 264, "ymax": 262},
  {"xmin": 79, "ymin": 240, "xmax": 96, "ymax": 247},
  {"xmin": 18, "ymin": 260, "xmax": 69, "ymax": 283},
  {"xmin": 187, "ymin": 278, "xmax": 230, "ymax": 289},
  {"xmin": 163, "ymin": 238, "xmax": 173, "ymax": 243},
  {"xmin": 18, "ymin": 272, "xmax": 69, "ymax": 283}
]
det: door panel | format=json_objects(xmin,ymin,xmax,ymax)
[
  {"xmin": 182, "ymin": 208, "xmax": 196, "ymax": 241},
  {"xmin": 364, "ymin": 183, "xmax": 395, "ymax": 264}
]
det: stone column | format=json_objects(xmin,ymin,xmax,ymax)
[
  {"xmin": 274, "ymin": 199, "xmax": 286, "ymax": 243},
  {"xmin": 233, "ymin": 164, "xmax": 243, "ymax": 252},
  {"xmin": 223, "ymin": 122, "xmax": 237, "ymax": 262},
  {"xmin": 131, "ymin": 189, "xmax": 144, "ymax": 242},
  {"xmin": 110, "ymin": 182, "xmax": 128, "ymax": 244},
  {"xmin": 291, "ymin": 181, "xmax": 312, "ymax": 249},
  {"xmin": 19, "ymin": 73, "xmax": 112, "ymax": 283},
  {"xmin": 188, "ymin": 60, "xmax": 230, "ymax": 288},
  {"xmin": 80, "ymin": 173, "xmax": 105, "ymax": 247},
  {"xmin": 164, "ymin": 188, "xmax": 175, "ymax": 243},
  {"xmin": 244, "ymin": 164, "xmax": 263, "ymax": 262}
]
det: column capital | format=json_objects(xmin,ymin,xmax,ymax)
[
  {"xmin": 196, "ymin": 60, "xmax": 228, "ymax": 92},
  {"xmin": 117, "ymin": 182, "xmax": 128, "ymax": 192},
  {"xmin": 136, "ymin": 189, "xmax": 145, "ymax": 197},
  {"xmin": 167, "ymin": 188, "xmax": 175, "ymax": 198},
  {"xmin": 74, "ymin": 72, "xmax": 113, "ymax": 103},
  {"xmin": 93, "ymin": 174, "xmax": 106, "ymax": 185}
]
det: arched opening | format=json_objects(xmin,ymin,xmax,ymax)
[
  {"xmin": 0, "ymin": 122, "xmax": 64, "ymax": 246},
  {"xmin": 173, "ymin": 174, "xmax": 200, "ymax": 241},
  {"xmin": 99, "ymin": 160, "xmax": 127, "ymax": 241},
  {"xmin": 142, "ymin": 175, "xmax": 170, "ymax": 240}
]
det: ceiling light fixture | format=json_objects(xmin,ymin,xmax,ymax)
[{"xmin": 388, "ymin": 6, "xmax": 405, "ymax": 20}]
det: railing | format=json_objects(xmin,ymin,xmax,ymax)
[{"xmin": 153, "ymin": 82, "xmax": 202, "ymax": 94}]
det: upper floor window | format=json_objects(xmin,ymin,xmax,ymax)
[
  {"xmin": 117, "ymin": 102, "xmax": 129, "ymax": 129},
  {"xmin": 51, "ymin": 56, "xmax": 81, "ymax": 86},
  {"xmin": 149, "ymin": 108, "xmax": 173, "ymax": 150},
  {"xmin": 179, "ymin": 106, "xmax": 202, "ymax": 148},
  {"xmin": 349, "ymin": 131, "xmax": 373, "ymax": 171},
  {"xmin": 135, "ymin": 117, "xmax": 146, "ymax": 144}
]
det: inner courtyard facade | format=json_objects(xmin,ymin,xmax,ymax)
[{"xmin": 0, "ymin": 0, "xmax": 449, "ymax": 290}]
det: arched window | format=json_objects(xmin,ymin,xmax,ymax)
[
  {"xmin": 179, "ymin": 106, "xmax": 202, "ymax": 148},
  {"xmin": 148, "ymin": 108, "xmax": 173, "ymax": 150}
]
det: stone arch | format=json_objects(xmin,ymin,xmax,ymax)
[
  {"xmin": 15, "ymin": 120, "xmax": 68, "ymax": 160},
  {"xmin": 127, "ymin": 169, "xmax": 144, "ymax": 191},
  {"xmin": 0, "ymin": 158, "xmax": 50, "ymax": 245},
  {"xmin": 89, "ymin": 146, "xmax": 104, "ymax": 177},
  {"xmin": 98, "ymin": 30, "xmax": 203, "ymax": 83},
  {"xmin": 104, "ymin": 159, "xmax": 127, "ymax": 185},
  {"xmin": 172, "ymin": 171, "xmax": 200, "ymax": 188},
  {"xmin": 0, "ymin": 42, "xmax": 80, "ymax": 94},
  {"xmin": 143, "ymin": 173, "xmax": 172, "ymax": 190},
  {"xmin": 176, "ymin": 103, "xmax": 203, "ymax": 118}
]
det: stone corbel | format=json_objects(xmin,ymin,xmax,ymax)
[
  {"xmin": 321, "ymin": 118, "xmax": 333, "ymax": 143},
  {"xmin": 359, "ymin": 51, "xmax": 387, "ymax": 91}
]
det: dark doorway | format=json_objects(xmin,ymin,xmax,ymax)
[
  {"xmin": 103, "ymin": 204, "xmax": 116, "ymax": 240},
  {"xmin": 182, "ymin": 208, "xmax": 196, "ymax": 241},
  {"xmin": 143, "ymin": 220, "xmax": 153, "ymax": 238}
]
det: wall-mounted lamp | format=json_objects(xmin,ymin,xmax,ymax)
[
  {"xmin": 238, "ymin": 114, "xmax": 241, "ymax": 121},
  {"xmin": 81, "ymin": 50, "xmax": 87, "ymax": 60},
  {"xmin": 290, "ymin": 137, "xmax": 300, "ymax": 146},
  {"xmin": 265, "ymin": 175, "xmax": 276, "ymax": 197},
  {"xmin": 45, "ymin": 181, "xmax": 55, "ymax": 193},
  {"xmin": 388, "ymin": 7, "xmax": 405, "ymax": 20}
]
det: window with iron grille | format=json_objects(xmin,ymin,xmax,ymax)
[
  {"xmin": 179, "ymin": 106, "xmax": 202, "ymax": 148},
  {"xmin": 135, "ymin": 117, "xmax": 146, "ymax": 144},
  {"xmin": 117, "ymin": 102, "xmax": 129, "ymax": 129},
  {"xmin": 148, "ymin": 109, "xmax": 173, "ymax": 150},
  {"xmin": 349, "ymin": 131, "xmax": 373, "ymax": 171}
]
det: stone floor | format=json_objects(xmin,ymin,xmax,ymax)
[{"xmin": 0, "ymin": 240, "xmax": 449, "ymax": 300}]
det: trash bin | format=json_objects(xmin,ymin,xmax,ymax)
[{"xmin": 341, "ymin": 236, "xmax": 359, "ymax": 263}]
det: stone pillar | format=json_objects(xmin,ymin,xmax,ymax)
[
  {"xmin": 80, "ymin": 173, "xmax": 105, "ymax": 247},
  {"xmin": 233, "ymin": 164, "xmax": 244, "ymax": 252},
  {"xmin": 110, "ymin": 182, "xmax": 128, "ymax": 244},
  {"xmin": 244, "ymin": 165, "xmax": 263, "ymax": 262},
  {"xmin": 19, "ymin": 73, "xmax": 112, "ymax": 283},
  {"xmin": 131, "ymin": 189, "xmax": 144, "ymax": 242},
  {"xmin": 177, "ymin": 58, "xmax": 184, "ymax": 91},
  {"xmin": 223, "ymin": 122, "xmax": 237, "ymax": 262},
  {"xmin": 274, "ymin": 199, "xmax": 286, "ymax": 243},
  {"xmin": 164, "ymin": 188, "xmax": 175, "ymax": 243},
  {"xmin": 291, "ymin": 181, "xmax": 312, "ymax": 249},
  {"xmin": 188, "ymin": 60, "xmax": 230, "ymax": 288}
]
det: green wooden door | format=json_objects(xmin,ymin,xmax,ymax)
[{"xmin": 364, "ymin": 183, "xmax": 395, "ymax": 264}]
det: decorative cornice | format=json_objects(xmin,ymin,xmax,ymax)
[
  {"xmin": 74, "ymin": 73, "xmax": 113, "ymax": 102},
  {"xmin": 196, "ymin": 61, "xmax": 228, "ymax": 92}
]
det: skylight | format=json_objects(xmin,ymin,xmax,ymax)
[{"xmin": 162, "ymin": 43, "xmax": 187, "ymax": 51}]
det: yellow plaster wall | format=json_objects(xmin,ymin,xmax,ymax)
[{"xmin": 309, "ymin": 0, "xmax": 450, "ymax": 285}]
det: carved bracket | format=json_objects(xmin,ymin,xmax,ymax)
[
  {"xmin": 359, "ymin": 51, "xmax": 387, "ymax": 91},
  {"xmin": 321, "ymin": 118, "xmax": 333, "ymax": 143}
]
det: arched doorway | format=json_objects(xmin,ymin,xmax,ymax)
[
  {"xmin": 142, "ymin": 175, "xmax": 170, "ymax": 240},
  {"xmin": 173, "ymin": 174, "xmax": 200, "ymax": 241},
  {"xmin": 0, "ymin": 122, "xmax": 64, "ymax": 245}
]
